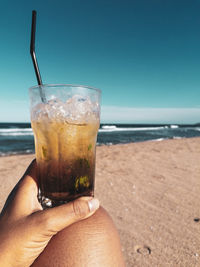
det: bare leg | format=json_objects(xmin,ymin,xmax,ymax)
[{"xmin": 32, "ymin": 207, "xmax": 125, "ymax": 267}]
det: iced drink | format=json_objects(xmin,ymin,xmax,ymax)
[{"xmin": 29, "ymin": 85, "xmax": 101, "ymax": 208}]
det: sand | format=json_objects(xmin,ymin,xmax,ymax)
[{"xmin": 0, "ymin": 137, "xmax": 200, "ymax": 267}]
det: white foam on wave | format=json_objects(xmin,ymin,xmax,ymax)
[
  {"xmin": 102, "ymin": 125, "xmax": 117, "ymax": 129},
  {"xmin": 149, "ymin": 138, "xmax": 167, "ymax": 142},
  {"xmin": 0, "ymin": 128, "xmax": 33, "ymax": 136},
  {"xmin": 151, "ymin": 136, "xmax": 183, "ymax": 142},
  {"xmin": 105, "ymin": 142, "xmax": 113, "ymax": 145},
  {"xmin": 0, "ymin": 132, "xmax": 33, "ymax": 136},
  {"xmin": 99, "ymin": 126, "xmax": 165, "ymax": 132},
  {"xmin": 170, "ymin": 125, "xmax": 179, "ymax": 129},
  {"xmin": 0, "ymin": 128, "xmax": 32, "ymax": 133}
]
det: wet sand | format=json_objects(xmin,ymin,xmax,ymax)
[{"xmin": 0, "ymin": 137, "xmax": 200, "ymax": 267}]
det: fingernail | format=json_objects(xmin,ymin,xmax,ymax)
[{"xmin": 88, "ymin": 198, "xmax": 100, "ymax": 212}]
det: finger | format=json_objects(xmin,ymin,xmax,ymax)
[
  {"xmin": 1, "ymin": 160, "xmax": 41, "ymax": 219},
  {"xmin": 31, "ymin": 197, "xmax": 100, "ymax": 234},
  {"xmin": 12, "ymin": 159, "xmax": 42, "ymax": 215},
  {"xmin": 1, "ymin": 159, "xmax": 37, "ymax": 214},
  {"xmin": 16, "ymin": 159, "xmax": 38, "ymax": 200}
]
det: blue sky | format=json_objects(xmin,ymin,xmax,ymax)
[{"xmin": 0, "ymin": 0, "xmax": 200, "ymax": 123}]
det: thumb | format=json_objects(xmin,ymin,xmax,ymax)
[{"xmin": 31, "ymin": 197, "xmax": 100, "ymax": 234}]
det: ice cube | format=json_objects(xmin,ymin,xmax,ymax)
[
  {"xmin": 31, "ymin": 103, "xmax": 49, "ymax": 121},
  {"xmin": 64, "ymin": 95, "xmax": 98, "ymax": 124},
  {"xmin": 31, "ymin": 95, "xmax": 99, "ymax": 124}
]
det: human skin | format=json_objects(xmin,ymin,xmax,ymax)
[
  {"xmin": 32, "ymin": 206, "xmax": 125, "ymax": 267},
  {"xmin": 0, "ymin": 160, "xmax": 99, "ymax": 267}
]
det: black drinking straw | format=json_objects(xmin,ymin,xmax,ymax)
[{"xmin": 30, "ymin": 10, "xmax": 46, "ymax": 102}]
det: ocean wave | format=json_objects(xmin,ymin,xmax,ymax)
[
  {"xmin": 0, "ymin": 132, "xmax": 34, "ymax": 136},
  {"xmin": 170, "ymin": 125, "xmax": 179, "ymax": 129},
  {"xmin": 0, "ymin": 128, "xmax": 32, "ymax": 132},
  {"xmin": 102, "ymin": 125, "xmax": 117, "ymax": 129},
  {"xmin": 99, "ymin": 126, "xmax": 165, "ymax": 132},
  {"xmin": 0, "ymin": 128, "xmax": 33, "ymax": 136},
  {"xmin": 152, "ymin": 138, "xmax": 167, "ymax": 142}
]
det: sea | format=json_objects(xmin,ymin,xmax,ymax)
[{"xmin": 0, "ymin": 122, "xmax": 200, "ymax": 156}]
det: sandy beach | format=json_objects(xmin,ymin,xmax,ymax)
[{"xmin": 0, "ymin": 137, "xmax": 200, "ymax": 267}]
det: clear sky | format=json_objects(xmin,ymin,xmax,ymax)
[{"xmin": 0, "ymin": 0, "xmax": 200, "ymax": 124}]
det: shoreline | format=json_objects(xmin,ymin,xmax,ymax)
[
  {"xmin": 0, "ymin": 137, "xmax": 200, "ymax": 266},
  {"xmin": 0, "ymin": 136, "xmax": 199, "ymax": 158}
]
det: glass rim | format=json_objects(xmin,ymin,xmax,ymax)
[{"xmin": 29, "ymin": 84, "xmax": 101, "ymax": 94}]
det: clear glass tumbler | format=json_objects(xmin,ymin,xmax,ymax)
[{"xmin": 29, "ymin": 84, "xmax": 101, "ymax": 208}]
